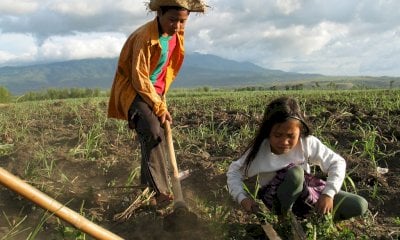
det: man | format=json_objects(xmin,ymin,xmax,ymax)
[{"xmin": 108, "ymin": 0, "xmax": 206, "ymax": 206}]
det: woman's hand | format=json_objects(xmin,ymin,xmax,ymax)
[
  {"xmin": 315, "ymin": 194, "xmax": 333, "ymax": 215},
  {"xmin": 240, "ymin": 197, "xmax": 260, "ymax": 214}
]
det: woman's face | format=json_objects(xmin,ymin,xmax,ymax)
[
  {"xmin": 269, "ymin": 119, "xmax": 301, "ymax": 155},
  {"xmin": 158, "ymin": 9, "xmax": 189, "ymax": 36}
]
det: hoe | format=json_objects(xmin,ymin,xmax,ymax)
[
  {"xmin": 0, "ymin": 167, "xmax": 124, "ymax": 240},
  {"xmin": 162, "ymin": 120, "xmax": 198, "ymax": 232}
]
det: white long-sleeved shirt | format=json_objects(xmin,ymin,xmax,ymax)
[{"xmin": 227, "ymin": 136, "xmax": 346, "ymax": 204}]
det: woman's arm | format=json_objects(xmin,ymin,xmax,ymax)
[
  {"xmin": 227, "ymin": 154, "xmax": 249, "ymax": 204},
  {"xmin": 306, "ymin": 136, "xmax": 346, "ymax": 198}
]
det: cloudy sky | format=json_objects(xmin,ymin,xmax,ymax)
[{"xmin": 0, "ymin": 0, "xmax": 399, "ymax": 76}]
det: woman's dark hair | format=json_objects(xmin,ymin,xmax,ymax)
[
  {"xmin": 160, "ymin": 6, "xmax": 190, "ymax": 15},
  {"xmin": 244, "ymin": 96, "xmax": 311, "ymax": 174}
]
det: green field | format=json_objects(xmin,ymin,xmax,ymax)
[{"xmin": 0, "ymin": 89, "xmax": 399, "ymax": 239}]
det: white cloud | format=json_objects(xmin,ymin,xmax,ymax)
[
  {"xmin": 48, "ymin": 0, "xmax": 148, "ymax": 17},
  {"xmin": 115, "ymin": 0, "xmax": 151, "ymax": 15},
  {"xmin": 266, "ymin": 21, "xmax": 348, "ymax": 55},
  {"xmin": 0, "ymin": 0, "xmax": 38, "ymax": 15},
  {"xmin": 39, "ymin": 32, "xmax": 126, "ymax": 61},
  {"xmin": 0, "ymin": 33, "xmax": 37, "ymax": 64},
  {"xmin": 276, "ymin": 0, "xmax": 301, "ymax": 15},
  {"xmin": 49, "ymin": 1, "xmax": 103, "ymax": 16}
]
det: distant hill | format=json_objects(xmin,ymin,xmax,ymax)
[
  {"xmin": 0, "ymin": 53, "xmax": 398, "ymax": 94},
  {"xmin": 0, "ymin": 58, "xmax": 117, "ymax": 94},
  {"xmin": 175, "ymin": 53, "xmax": 322, "ymax": 88}
]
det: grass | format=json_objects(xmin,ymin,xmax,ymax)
[{"xmin": 1, "ymin": 211, "xmax": 30, "ymax": 240}]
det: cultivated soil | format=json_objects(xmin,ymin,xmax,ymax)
[{"xmin": 0, "ymin": 91, "xmax": 399, "ymax": 239}]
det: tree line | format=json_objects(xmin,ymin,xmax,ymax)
[{"xmin": 0, "ymin": 86, "xmax": 107, "ymax": 103}]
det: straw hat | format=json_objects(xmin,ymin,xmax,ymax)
[{"xmin": 147, "ymin": 0, "xmax": 208, "ymax": 13}]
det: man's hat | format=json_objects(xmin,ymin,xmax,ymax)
[{"xmin": 148, "ymin": 0, "xmax": 208, "ymax": 12}]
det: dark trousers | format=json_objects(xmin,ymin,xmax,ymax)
[{"xmin": 128, "ymin": 95, "xmax": 170, "ymax": 195}]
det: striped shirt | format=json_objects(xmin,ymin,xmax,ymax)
[{"xmin": 151, "ymin": 35, "xmax": 177, "ymax": 95}]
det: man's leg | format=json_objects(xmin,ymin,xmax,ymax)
[{"xmin": 128, "ymin": 96, "xmax": 170, "ymax": 196}]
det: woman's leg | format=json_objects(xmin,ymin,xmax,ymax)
[
  {"xmin": 333, "ymin": 191, "xmax": 368, "ymax": 220},
  {"xmin": 277, "ymin": 166, "xmax": 305, "ymax": 214}
]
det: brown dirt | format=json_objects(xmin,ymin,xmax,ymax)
[{"xmin": 0, "ymin": 95, "xmax": 399, "ymax": 239}]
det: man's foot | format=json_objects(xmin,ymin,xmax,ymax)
[{"xmin": 150, "ymin": 192, "xmax": 173, "ymax": 208}]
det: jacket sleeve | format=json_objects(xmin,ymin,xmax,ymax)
[
  {"xmin": 306, "ymin": 136, "xmax": 346, "ymax": 198},
  {"xmin": 227, "ymin": 153, "xmax": 250, "ymax": 204}
]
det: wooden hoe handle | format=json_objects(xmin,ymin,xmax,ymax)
[
  {"xmin": 0, "ymin": 167, "xmax": 124, "ymax": 240},
  {"xmin": 164, "ymin": 121, "xmax": 185, "ymax": 205}
]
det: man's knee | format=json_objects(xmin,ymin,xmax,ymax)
[{"xmin": 140, "ymin": 127, "xmax": 162, "ymax": 146}]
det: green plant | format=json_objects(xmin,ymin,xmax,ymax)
[
  {"xmin": 70, "ymin": 117, "xmax": 105, "ymax": 160},
  {"xmin": 0, "ymin": 211, "xmax": 30, "ymax": 240},
  {"xmin": 394, "ymin": 217, "xmax": 400, "ymax": 225},
  {"xmin": 26, "ymin": 211, "xmax": 54, "ymax": 240},
  {"xmin": 125, "ymin": 166, "xmax": 140, "ymax": 186},
  {"xmin": 0, "ymin": 144, "xmax": 14, "ymax": 156},
  {"xmin": 343, "ymin": 166, "xmax": 358, "ymax": 194},
  {"xmin": 0, "ymin": 86, "xmax": 12, "ymax": 103},
  {"xmin": 34, "ymin": 146, "xmax": 56, "ymax": 178},
  {"xmin": 351, "ymin": 124, "xmax": 382, "ymax": 169},
  {"xmin": 55, "ymin": 201, "xmax": 87, "ymax": 240}
]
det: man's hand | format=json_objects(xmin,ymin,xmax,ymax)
[
  {"xmin": 160, "ymin": 111, "xmax": 172, "ymax": 124},
  {"xmin": 315, "ymin": 194, "xmax": 333, "ymax": 215},
  {"xmin": 240, "ymin": 197, "xmax": 260, "ymax": 214}
]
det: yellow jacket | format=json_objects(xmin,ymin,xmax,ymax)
[{"xmin": 108, "ymin": 17, "xmax": 185, "ymax": 120}]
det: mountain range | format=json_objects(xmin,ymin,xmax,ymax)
[{"xmin": 0, "ymin": 53, "xmax": 398, "ymax": 94}]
